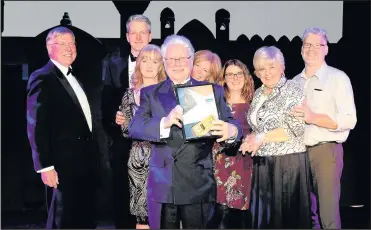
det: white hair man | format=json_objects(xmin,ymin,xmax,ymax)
[{"xmin": 128, "ymin": 34, "xmax": 243, "ymax": 229}]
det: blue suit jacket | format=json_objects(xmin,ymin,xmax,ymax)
[{"xmin": 128, "ymin": 78, "xmax": 243, "ymax": 205}]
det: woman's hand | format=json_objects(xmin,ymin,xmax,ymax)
[
  {"xmin": 115, "ymin": 111, "xmax": 126, "ymax": 126},
  {"xmin": 239, "ymin": 133, "xmax": 265, "ymax": 157}
]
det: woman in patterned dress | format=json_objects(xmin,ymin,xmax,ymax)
[
  {"xmin": 116, "ymin": 44, "xmax": 167, "ymax": 229},
  {"xmin": 239, "ymin": 46, "xmax": 312, "ymax": 229},
  {"xmin": 208, "ymin": 59, "xmax": 255, "ymax": 229}
]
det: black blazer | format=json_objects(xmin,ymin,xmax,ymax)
[
  {"xmin": 26, "ymin": 61, "xmax": 99, "ymax": 189},
  {"xmin": 128, "ymin": 78, "xmax": 243, "ymax": 205},
  {"xmin": 101, "ymin": 54, "xmax": 130, "ymax": 140}
]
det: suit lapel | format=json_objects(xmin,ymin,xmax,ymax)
[
  {"xmin": 51, "ymin": 61, "xmax": 87, "ymax": 123},
  {"xmin": 120, "ymin": 61, "xmax": 129, "ymax": 90},
  {"xmin": 158, "ymin": 79, "xmax": 177, "ymax": 115}
]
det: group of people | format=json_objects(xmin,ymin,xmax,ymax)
[{"xmin": 26, "ymin": 13, "xmax": 357, "ymax": 229}]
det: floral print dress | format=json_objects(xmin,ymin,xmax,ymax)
[{"xmin": 213, "ymin": 102, "xmax": 253, "ymax": 210}]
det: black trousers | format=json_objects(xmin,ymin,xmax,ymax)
[
  {"xmin": 46, "ymin": 186, "xmax": 96, "ymax": 229},
  {"xmin": 207, "ymin": 204, "xmax": 252, "ymax": 229},
  {"xmin": 110, "ymin": 137, "xmax": 136, "ymax": 228},
  {"xmin": 161, "ymin": 203, "xmax": 214, "ymax": 229}
]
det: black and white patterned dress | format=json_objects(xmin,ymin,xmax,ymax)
[
  {"xmin": 246, "ymin": 76, "xmax": 312, "ymax": 229},
  {"xmin": 120, "ymin": 88, "xmax": 151, "ymax": 224}
]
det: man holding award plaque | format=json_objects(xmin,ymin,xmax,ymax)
[{"xmin": 128, "ymin": 35, "xmax": 242, "ymax": 229}]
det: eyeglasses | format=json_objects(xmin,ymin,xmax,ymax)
[
  {"xmin": 50, "ymin": 42, "xmax": 76, "ymax": 47},
  {"xmin": 164, "ymin": 56, "xmax": 192, "ymax": 65},
  {"xmin": 302, "ymin": 43, "xmax": 326, "ymax": 49},
  {"xmin": 225, "ymin": 72, "xmax": 244, "ymax": 79}
]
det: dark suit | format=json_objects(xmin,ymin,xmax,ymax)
[
  {"xmin": 128, "ymin": 78, "xmax": 243, "ymax": 228},
  {"xmin": 101, "ymin": 54, "xmax": 136, "ymax": 228},
  {"xmin": 26, "ymin": 61, "xmax": 99, "ymax": 228}
]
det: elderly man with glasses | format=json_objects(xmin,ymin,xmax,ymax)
[{"xmin": 128, "ymin": 34, "xmax": 243, "ymax": 229}]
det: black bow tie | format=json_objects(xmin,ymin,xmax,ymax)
[
  {"xmin": 67, "ymin": 67, "xmax": 75, "ymax": 76},
  {"xmin": 171, "ymin": 80, "xmax": 192, "ymax": 94},
  {"xmin": 129, "ymin": 53, "xmax": 137, "ymax": 62}
]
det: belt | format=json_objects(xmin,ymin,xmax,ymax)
[{"xmin": 308, "ymin": 141, "xmax": 337, "ymax": 148}]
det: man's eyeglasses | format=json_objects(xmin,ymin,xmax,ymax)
[
  {"xmin": 302, "ymin": 43, "xmax": 326, "ymax": 49},
  {"xmin": 50, "ymin": 42, "xmax": 76, "ymax": 47},
  {"xmin": 225, "ymin": 72, "xmax": 244, "ymax": 79},
  {"xmin": 165, "ymin": 56, "xmax": 192, "ymax": 65}
]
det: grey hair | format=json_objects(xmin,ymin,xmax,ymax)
[
  {"xmin": 46, "ymin": 26, "xmax": 74, "ymax": 45},
  {"xmin": 160, "ymin": 34, "xmax": 195, "ymax": 59},
  {"xmin": 302, "ymin": 27, "xmax": 329, "ymax": 44},
  {"xmin": 126, "ymin": 14, "xmax": 151, "ymax": 32},
  {"xmin": 253, "ymin": 46, "xmax": 285, "ymax": 69}
]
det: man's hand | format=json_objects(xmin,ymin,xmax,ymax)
[
  {"xmin": 291, "ymin": 100, "xmax": 315, "ymax": 124},
  {"xmin": 115, "ymin": 111, "xmax": 126, "ymax": 126},
  {"xmin": 239, "ymin": 133, "xmax": 264, "ymax": 156},
  {"xmin": 210, "ymin": 120, "xmax": 237, "ymax": 142},
  {"xmin": 41, "ymin": 169, "xmax": 59, "ymax": 188},
  {"xmin": 163, "ymin": 105, "xmax": 183, "ymax": 129}
]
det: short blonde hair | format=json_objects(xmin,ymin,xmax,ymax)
[
  {"xmin": 253, "ymin": 46, "xmax": 285, "ymax": 71},
  {"xmin": 218, "ymin": 59, "xmax": 254, "ymax": 103},
  {"xmin": 46, "ymin": 26, "xmax": 75, "ymax": 46},
  {"xmin": 193, "ymin": 50, "xmax": 222, "ymax": 83},
  {"xmin": 130, "ymin": 44, "xmax": 167, "ymax": 90}
]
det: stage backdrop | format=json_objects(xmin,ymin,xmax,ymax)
[{"xmin": 1, "ymin": 1, "xmax": 369, "ymax": 225}]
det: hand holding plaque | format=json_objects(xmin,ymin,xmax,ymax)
[
  {"xmin": 210, "ymin": 119, "xmax": 238, "ymax": 142},
  {"xmin": 175, "ymin": 83, "xmax": 221, "ymax": 141}
]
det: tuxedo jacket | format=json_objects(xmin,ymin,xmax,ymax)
[
  {"xmin": 101, "ymin": 54, "xmax": 131, "ymax": 140},
  {"xmin": 26, "ymin": 61, "xmax": 99, "ymax": 190},
  {"xmin": 128, "ymin": 78, "xmax": 243, "ymax": 205}
]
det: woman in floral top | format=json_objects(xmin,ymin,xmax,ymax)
[{"xmin": 208, "ymin": 59, "xmax": 255, "ymax": 229}]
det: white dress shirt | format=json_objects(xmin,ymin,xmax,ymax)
[
  {"xmin": 128, "ymin": 55, "xmax": 136, "ymax": 87},
  {"xmin": 293, "ymin": 62, "xmax": 357, "ymax": 146},
  {"xmin": 37, "ymin": 59, "xmax": 92, "ymax": 173}
]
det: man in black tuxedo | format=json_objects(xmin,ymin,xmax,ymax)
[
  {"xmin": 101, "ymin": 14, "xmax": 152, "ymax": 228},
  {"xmin": 26, "ymin": 26, "xmax": 99, "ymax": 228},
  {"xmin": 128, "ymin": 34, "xmax": 243, "ymax": 229}
]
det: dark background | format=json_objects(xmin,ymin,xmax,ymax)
[{"xmin": 1, "ymin": 1, "xmax": 370, "ymax": 228}]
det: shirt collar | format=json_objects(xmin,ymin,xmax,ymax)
[
  {"xmin": 300, "ymin": 62, "xmax": 328, "ymax": 80},
  {"xmin": 172, "ymin": 77, "xmax": 191, "ymax": 85},
  {"xmin": 50, "ymin": 59, "xmax": 70, "ymax": 76}
]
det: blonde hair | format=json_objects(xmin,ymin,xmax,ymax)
[
  {"xmin": 217, "ymin": 59, "xmax": 255, "ymax": 103},
  {"xmin": 193, "ymin": 50, "xmax": 222, "ymax": 83},
  {"xmin": 130, "ymin": 44, "xmax": 167, "ymax": 90}
]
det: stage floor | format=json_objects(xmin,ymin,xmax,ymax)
[{"xmin": 1, "ymin": 206, "xmax": 369, "ymax": 229}]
